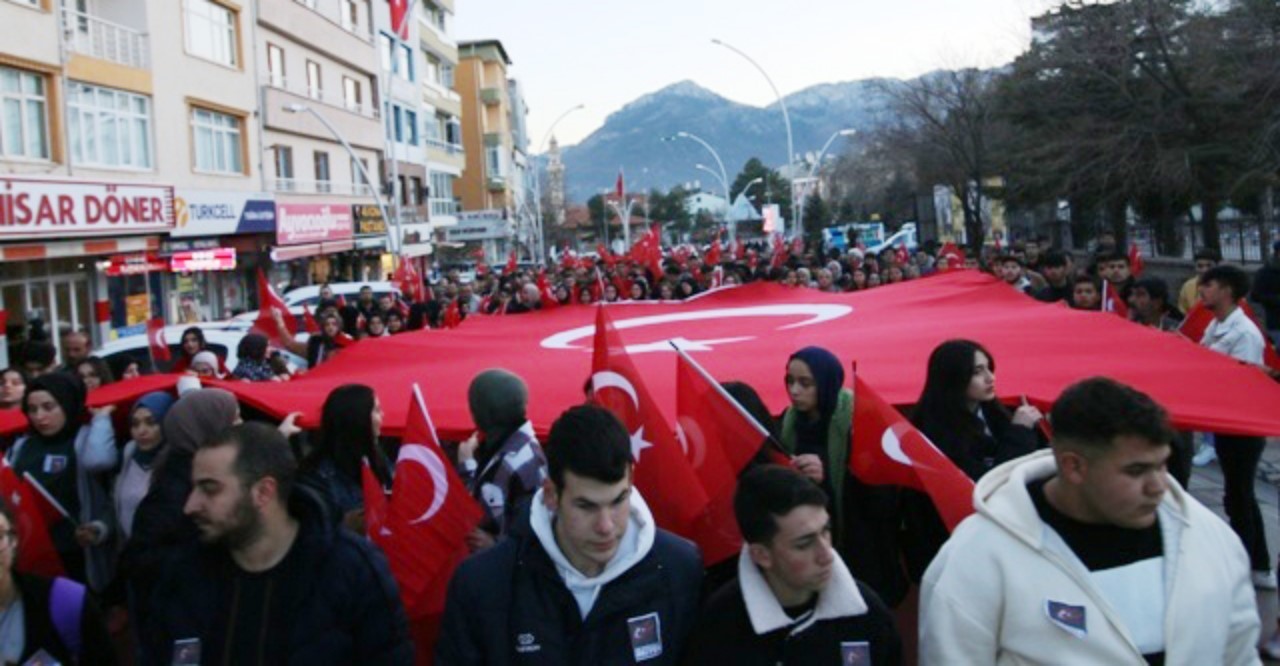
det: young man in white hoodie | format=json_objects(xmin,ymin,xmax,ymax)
[
  {"xmin": 919, "ymin": 377, "xmax": 1260, "ymax": 665},
  {"xmin": 437, "ymin": 404, "xmax": 704, "ymax": 665}
]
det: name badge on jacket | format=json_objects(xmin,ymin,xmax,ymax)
[
  {"xmin": 627, "ymin": 612, "xmax": 663, "ymax": 661},
  {"xmin": 841, "ymin": 641, "xmax": 871, "ymax": 665}
]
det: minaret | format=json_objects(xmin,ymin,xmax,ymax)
[{"xmin": 547, "ymin": 136, "xmax": 566, "ymax": 226}]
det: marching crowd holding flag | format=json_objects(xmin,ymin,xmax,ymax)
[{"xmin": 0, "ymin": 228, "xmax": 1276, "ymax": 664}]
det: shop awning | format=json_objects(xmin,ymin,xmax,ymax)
[
  {"xmin": 401, "ymin": 242, "xmax": 434, "ymax": 258},
  {"xmin": 270, "ymin": 239, "xmax": 356, "ymax": 262},
  {"xmin": 1, "ymin": 235, "xmax": 160, "ymax": 262},
  {"xmin": 354, "ymin": 236, "xmax": 388, "ymax": 250}
]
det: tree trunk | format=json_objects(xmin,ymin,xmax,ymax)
[
  {"xmin": 1202, "ymin": 197, "xmax": 1221, "ymax": 252},
  {"xmin": 1108, "ymin": 198, "xmax": 1128, "ymax": 250}
]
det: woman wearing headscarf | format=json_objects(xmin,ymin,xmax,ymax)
[
  {"xmin": 456, "ymin": 369, "xmax": 547, "ymax": 552},
  {"xmin": 113, "ymin": 392, "xmax": 175, "ymax": 541},
  {"xmin": 187, "ymin": 351, "xmax": 223, "ymax": 379},
  {"xmin": 75, "ymin": 357, "xmax": 114, "ymax": 391},
  {"xmin": 779, "ymin": 346, "xmax": 907, "ymax": 606},
  {"xmin": 299, "ymin": 384, "xmax": 392, "ymax": 533},
  {"xmin": 6, "ymin": 373, "xmax": 117, "ymax": 591},
  {"xmin": 121, "ymin": 388, "xmax": 239, "ymax": 630}
]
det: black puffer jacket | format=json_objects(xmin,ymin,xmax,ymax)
[
  {"xmin": 141, "ymin": 488, "xmax": 413, "ymax": 665},
  {"xmin": 436, "ymin": 529, "xmax": 703, "ymax": 665}
]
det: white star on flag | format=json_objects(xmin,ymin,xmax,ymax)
[{"xmin": 630, "ymin": 426, "xmax": 654, "ymax": 462}]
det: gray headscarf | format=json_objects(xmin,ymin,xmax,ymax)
[
  {"xmin": 163, "ymin": 388, "xmax": 239, "ymax": 455},
  {"xmin": 467, "ymin": 369, "xmax": 529, "ymax": 457}
]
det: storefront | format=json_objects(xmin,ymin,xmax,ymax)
[
  {"xmin": 272, "ymin": 203, "xmax": 356, "ymax": 290},
  {"xmin": 0, "ymin": 176, "xmax": 174, "ymax": 365},
  {"xmin": 352, "ymin": 204, "xmax": 393, "ymax": 283},
  {"xmin": 167, "ymin": 190, "xmax": 276, "ymax": 321},
  {"xmin": 446, "ymin": 211, "xmax": 513, "ymax": 265}
]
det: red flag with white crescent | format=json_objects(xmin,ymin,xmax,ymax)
[
  {"xmin": 382, "ymin": 384, "xmax": 482, "ymax": 618},
  {"xmin": 362, "ymin": 460, "xmax": 388, "ymax": 542},
  {"xmin": 0, "ymin": 461, "xmax": 63, "ymax": 577},
  {"xmin": 591, "ymin": 307, "xmax": 709, "ymax": 538},
  {"xmin": 301, "ymin": 305, "xmax": 322, "ymax": 335},
  {"xmin": 146, "ymin": 317, "xmax": 170, "ymax": 363},
  {"xmin": 848, "ymin": 368, "xmax": 975, "ymax": 531},
  {"xmin": 675, "ymin": 348, "xmax": 782, "ymax": 564},
  {"xmin": 1128, "ymin": 242, "xmax": 1145, "ymax": 277}
]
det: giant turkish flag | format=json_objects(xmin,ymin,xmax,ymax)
[{"xmin": 12, "ymin": 272, "xmax": 1276, "ymax": 442}]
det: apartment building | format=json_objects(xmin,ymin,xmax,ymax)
[
  {"xmin": 0, "ymin": 0, "xmax": 273, "ymax": 359},
  {"xmin": 417, "ymin": 0, "xmax": 462, "ymax": 256},
  {"xmin": 454, "ymin": 39, "xmax": 518, "ymax": 261},
  {"xmin": 257, "ymin": 0, "xmax": 387, "ymax": 286}
]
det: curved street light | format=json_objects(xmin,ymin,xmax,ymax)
[
  {"xmin": 797, "ymin": 129, "xmax": 857, "ymax": 240},
  {"xmin": 283, "ymin": 103, "xmax": 397, "ymax": 254},
  {"xmin": 712, "ymin": 38, "xmax": 796, "ymax": 237},
  {"xmin": 532, "ymin": 103, "xmax": 584, "ymax": 263}
]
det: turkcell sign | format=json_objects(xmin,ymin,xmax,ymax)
[
  {"xmin": 276, "ymin": 203, "xmax": 354, "ymax": 245},
  {"xmin": 172, "ymin": 190, "xmax": 276, "ymax": 238},
  {"xmin": 0, "ymin": 177, "xmax": 174, "ymax": 240}
]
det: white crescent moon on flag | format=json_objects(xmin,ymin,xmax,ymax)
[
  {"xmin": 540, "ymin": 304, "xmax": 854, "ymax": 352},
  {"xmin": 398, "ymin": 444, "xmax": 449, "ymax": 524},
  {"xmin": 590, "ymin": 370, "xmax": 640, "ymax": 411},
  {"xmin": 881, "ymin": 426, "xmax": 915, "ymax": 467}
]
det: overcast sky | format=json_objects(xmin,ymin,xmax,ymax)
[{"xmin": 453, "ymin": 0, "xmax": 1058, "ymax": 151}]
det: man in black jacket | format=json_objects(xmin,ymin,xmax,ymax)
[
  {"xmin": 142, "ymin": 422, "xmax": 412, "ymax": 665},
  {"xmin": 684, "ymin": 466, "xmax": 901, "ymax": 665},
  {"xmin": 437, "ymin": 405, "xmax": 703, "ymax": 665}
]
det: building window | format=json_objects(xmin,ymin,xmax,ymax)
[
  {"xmin": 342, "ymin": 76, "xmax": 362, "ymax": 112},
  {"xmin": 387, "ymin": 105, "xmax": 418, "ymax": 146},
  {"xmin": 267, "ymin": 43, "xmax": 285, "ymax": 88},
  {"xmin": 340, "ymin": 0, "xmax": 358, "ymax": 31},
  {"xmin": 314, "ymin": 151, "xmax": 330, "ymax": 193},
  {"xmin": 273, "ymin": 146, "xmax": 293, "ymax": 189},
  {"xmin": 441, "ymin": 63, "xmax": 454, "ymax": 89},
  {"xmin": 184, "ymin": 0, "xmax": 238, "ymax": 67},
  {"xmin": 429, "ymin": 171, "xmax": 455, "ymax": 217},
  {"xmin": 191, "ymin": 106, "xmax": 243, "ymax": 174},
  {"xmin": 0, "ymin": 66, "xmax": 49, "ymax": 160},
  {"xmin": 425, "ymin": 53, "xmax": 440, "ymax": 86},
  {"xmin": 67, "ymin": 82, "xmax": 152, "ymax": 169},
  {"xmin": 379, "ymin": 33, "xmax": 412, "ymax": 81},
  {"xmin": 485, "ymin": 144, "xmax": 502, "ymax": 177},
  {"xmin": 306, "ymin": 60, "xmax": 321, "ymax": 100},
  {"xmin": 352, "ymin": 157, "xmax": 369, "ymax": 192},
  {"xmin": 404, "ymin": 109, "xmax": 417, "ymax": 145},
  {"xmin": 445, "ymin": 117, "xmax": 461, "ymax": 146},
  {"xmin": 408, "ymin": 176, "xmax": 423, "ymax": 206},
  {"xmin": 294, "ymin": 0, "xmax": 317, "ymax": 8}
]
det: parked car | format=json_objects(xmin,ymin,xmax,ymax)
[
  {"xmin": 96, "ymin": 323, "xmax": 308, "ymax": 375},
  {"xmin": 282, "ymin": 281, "xmax": 401, "ymax": 307}
]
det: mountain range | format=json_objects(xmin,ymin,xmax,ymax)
[{"xmin": 556, "ymin": 77, "xmax": 903, "ymax": 203}]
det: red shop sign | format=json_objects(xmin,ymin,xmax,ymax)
[
  {"xmin": 170, "ymin": 248, "xmax": 237, "ymax": 272},
  {"xmin": 104, "ymin": 253, "xmax": 168, "ymax": 276}
]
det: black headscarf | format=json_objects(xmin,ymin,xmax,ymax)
[
  {"xmin": 22, "ymin": 372, "xmax": 87, "ymax": 442},
  {"xmin": 788, "ymin": 346, "xmax": 845, "ymax": 419}
]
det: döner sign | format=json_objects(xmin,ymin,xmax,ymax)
[{"xmin": 0, "ymin": 177, "xmax": 174, "ymax": 240}]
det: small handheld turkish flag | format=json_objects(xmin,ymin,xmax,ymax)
[
  {"xmin": 0, "ymin": 461, "xmax": 63, "ymax": 577},
  {"xmin": 382, "ymin": 384, "xmax": 482, "ymax": 618},
  {"xmin": 591, "ymin": 307, "xmax": 709, "ymax": 538},
  {"xmin": 301, "ymin": 305, "xmax": 322, "ymax": 335},
  {"xmin": 252, "ymin": 269, "xmax": 297, "ymax": 346},
  {"xmin": 146, "ymin": 317, "xmax": 170, "ymax": 363},
  {"xmin": 674, "ymin": 346, "xmax": 781, "ymax": 564},
  {"xmin": 1128, "ymin": 242, "xmax": 1145, "ymax": 277},
  {"xmin": 1101, "ymin": 280, "xmax": 1129, "ymax": 318},
  {"xmin": 848, "ymin": 365, "xmax": 975, "ymax": 531},
  {"xmin": 361, "ymin": 459, "xmax": 388, "ymax": 542}
]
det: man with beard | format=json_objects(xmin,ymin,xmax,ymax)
[{"xmin": 143, "ymin": 422, "xmax": 412, "ymax": 665}]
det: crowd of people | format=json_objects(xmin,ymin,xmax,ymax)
[{"xmin": 0, "ymin": 233, "xmax": 1274, "ymax": 664}]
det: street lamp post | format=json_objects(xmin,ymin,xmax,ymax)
[
  {"xmin": 283, "ymin": 103, "xmax": 398, "ymax": 254},
  {"xmin": 712, "ymin": 38, "xmax": 796, "ymax": 238},
  {"xmin": 796, "ymin": 129, "xmax": 857, "ymax": 242},
  {"xmin": 664, "ymin": 131, "xmax": 734, "ymax": 242},
  {"xmin": 532, "ymin": 103, "xmax": 584, "ymax": 264}
]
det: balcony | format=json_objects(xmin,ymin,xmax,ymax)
[
  {"xmin": 263, "ymin": 76, "xmax": 378, "ymax": 119},
  {"xmin": 486, "ymin": 176, "xmax": 506, "ymax": 192},
  {"xmin": 425, "ymin": 137, "xmax": 464, "ymax": 156},
  {"xmin": 262, "ymin": 86, "xmax": 384, "ymax": 151},
  {"xmin": 270, "ymin": 179, "xmax": 375, "ymax": 197},
  {"xmin": 480, "ymin": 87, "xmax": 501, "ymax": 105},
  {"xmin": 61, "ymin": 8, "xmax": 149, "ymax": 69}
]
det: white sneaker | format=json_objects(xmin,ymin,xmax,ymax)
[
  {"xmin": 1253, "ymin": 570, "xmax": 1277, "ymax": 590},
  {"xmin": 1192, "ymin": 445, "xmax": 1217, "ymax": 467}
]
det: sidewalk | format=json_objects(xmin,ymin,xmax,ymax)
[{"xmin": 1186, "ymin": 437, "xmax": 1280, "ymax": 657}]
